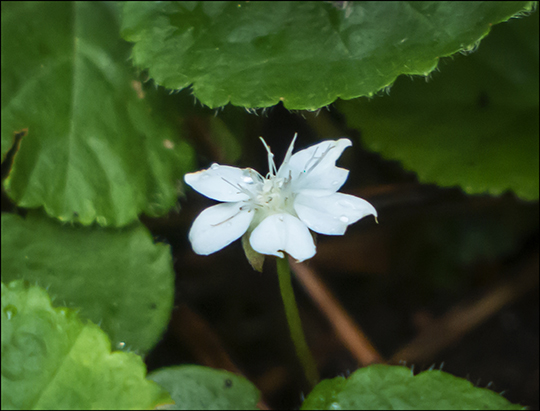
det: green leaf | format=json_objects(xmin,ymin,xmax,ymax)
[
  {"xmin": 1, "ymin": 280, "xmax": 172, "ymax": 410},
  {"xmin": 148, "ymin": 365, "xmax": 260, "ymax": 410},
  {"xmin": 1, "ymin": 1, "xmax": 194, "ymax": 227},
  {"xmin": 241, "ymin": 232, "xmax": 265, "ymax": 272},
  {"xmin": 152, "ymin": 86, "xmax": 246, "ymax": 165},
  {"xmin": 121, "ymin": 1, "xmax": 533, "ymax": 110},
  {"xmin": 1, "ymin": 212, "xmax": 174, "ymax": 354},
  {"xmin": 337, "ymin": 13, "xmax": 539, "ymax": 200},
  {"xmin": 301, "ymin": 364, "xmax": 523, "ymax": 410}
]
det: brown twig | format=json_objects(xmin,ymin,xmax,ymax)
[
  {"xmin": 289, "ymin": 257, "xmax": 385, "ymax": 366},
  {"xmin": 390, "ymin": 251, "xmax": 539, "ymax": 364},
  {"xmin": 171, "ymin": 303, "xmax": 271, "ymax": 410},
  {"xmin": 171, "ymin": 303, "xmax": 241, "ymax": 373}
]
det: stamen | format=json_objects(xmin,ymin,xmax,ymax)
[
  {"xmin": 249, "ymin": 168, "xmax": 265, "ymax": 183},
  {"xmin": 259, "ymin": 137, "xmax": 277, "ymax": 176},
  {"xmin": 281, "ymin": 133, "xmax": 298, "ymax": 168}
]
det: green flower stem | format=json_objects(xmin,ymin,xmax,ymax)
[{"xmin": 276, "ymin": 256, "xmax": 319, "ymax": 387}]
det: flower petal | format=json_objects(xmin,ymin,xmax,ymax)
[
  {"xmin": 289, "ymin": 138, "xmax": 352, "ymax": 173},
  {"xmin": 279, "ymin": 139, "xmax": 353, "ymax": 195},
  {"xmin": 293, "ymin": 167, "xmax": 349, "ymax": 197},
  {"xmin": 294, "ymin": 193, "xmax": 377, "ymax": 235},
  {"xmin": 189, "ymin": 202, "xmax": 254, "ymax": 255},
  {"xmin": 249, "ymin": 213, "xmax": 316, "ymax": 262},
  {"xmin": 185, "ymin": 164, "xmax": 259, "ymax": 202}
]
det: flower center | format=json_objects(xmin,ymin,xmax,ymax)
[{"xmin": 252, "ymin": 175, "xmax": 292, "ymax": 213}]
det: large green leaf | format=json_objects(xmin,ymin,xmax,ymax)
[
  {"xmin": 148, "ymin": 365, "xmax": 260, "ymax": 410},
  {"xmin": 1, "ymin": 212, "xmax": 174, "ymax": 354},
  {"xmin": 337, "ymin": 13, "xmax": 539, "ymax": 200},
  {"xmin": 121, "ymin": 1, "xmax": 533, "ymax": 110},
  {"xmin": 1, "ymin": 280, "xmax": 172, "ymax": 410},
  {"xmin": 1, "ymin": 1, "xmax": 194, "ymax": 227},
  {"xmin": 301, "ymin": 365, "xmax": 523, "ymax": 410}
]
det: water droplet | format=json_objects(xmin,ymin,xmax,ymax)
[
  {"xmin": 226, "ymin": 222, "xmax": 233, "ymax": 227},
  {"xmin": 332, "ymin": 180, "xmax": 339, "ymax": 186},
  {"xmin": 201, "ymin": 173, "xmax": 210, "ymax": 180},
  {"xmin": 3, "ymin": 305, "xmax": 18, "ymax": 320},
  {"xmin": 278, "ymin": 216, "xmax": 284, "ymax": 222},
  {"xmin": 117, "ymin": 341, "xmax": 126, "ymax": 349},
  {"xmin": 210, "ymin": 163, "xmax": 220, "ymax": 170},
  {"xmin": 241, "ymin": 170, "xmax": 255, "ymax": 184},
  {"xmin": 339, "ymin": 215, "xmax": 349, "ymax": 223},
  {"xmin": 329, "ymin": 402, "xmax": 342, "ymax": 410}
]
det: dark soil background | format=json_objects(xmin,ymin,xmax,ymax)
[{"xmin": 144, "ymin": 104, "xmax": 539, "ymax": 410}]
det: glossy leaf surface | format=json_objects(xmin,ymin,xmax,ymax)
[
  {"xmin": 1, "ymin": 1, "xmax": 194, "ymax": 226},
  {"xmin": 1, "ymin": 212, "xmax": 174, "ymax": 354},
  {"xmin": 1, "ymin": 280, "xmax": 172, "ymax": 410},
  {"xmin": 338, "ymin": 13, "xmax": 539, "ymax": 200},
  {"xmin": 121, "ymin": 1, "xmax": 533, "ymax": 109},
  {"xmin": 301, "ymin": 365, "xmax": 523, "ymax": 410},
  {"xmin": 149, "ymin": 365, "xmax": 260, "ymax": 410}
]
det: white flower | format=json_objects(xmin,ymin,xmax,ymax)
[{"xmin": 184, "ymin": 134, "xmax": 377, "ymax": 263}]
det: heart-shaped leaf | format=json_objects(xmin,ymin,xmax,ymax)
[
  {"xmin": 1, "ymin": 212, "xmax": 175, "ymax": 354},
  {"xmin": 149, "ymin": 365, "xmax": 260, "ymax": 410},
  {"xmin": 1, "ymin": 280, "xmax": 172, "ymax": 410},
  {"xmin": 1, "ymin": 1, "xmax": 194, "ymax": 226},
  {"xmin": 337, "ymin": 13, "xmax": 538, "ymax": 200},
  {"xmin": 121, "ymin": 1, "xmax": 533, "ymax": 109},
  {"xmin": 301, "ymin": 365, "xmax": 523, "ymax": 410}
]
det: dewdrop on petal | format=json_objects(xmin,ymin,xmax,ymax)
[{"xmin": 184, "ymin": 134, "xmax": 377, "ymax": 270}]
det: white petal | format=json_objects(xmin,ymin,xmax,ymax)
[
  {"xmin": 189, "ymin": 202, "xmax": 254, "ymax": 255},
  {"xmin": 284, "ymin": 138, "xmax": 352, "ymax": 176},
  {"xmin": 278, "ymin": 139, "xmax": 352, "ymax": 195},
  {"xmin": 185, "ymin": 164, "xmax": 259, "ymax": 202},
  {"xmin": 293, "ymin": 167, "xmax": 349, "ymax": 197},
  {"xmin": 294, "ymin": 193, "xmax": 377, "ymax": 235},
  {"xmin": 249, "ymin": 213, "xmax": 316, "ymax": 262}
]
